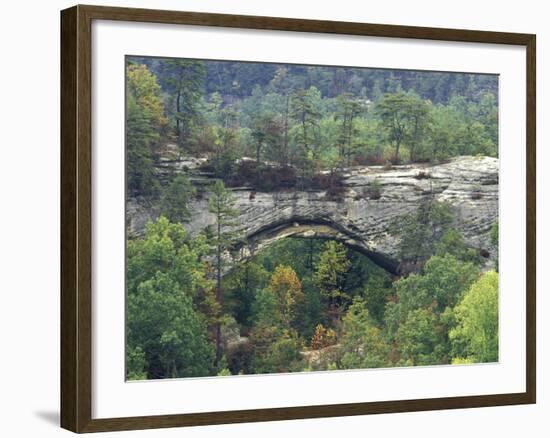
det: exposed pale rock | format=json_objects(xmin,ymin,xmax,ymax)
[{"xmin": 127, "ymin": 156, "xmax": 498, "ymax": 273}]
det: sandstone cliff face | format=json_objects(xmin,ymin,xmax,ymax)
[{"xmin": 127, "ymin": 156, "xmax": 498, "ymax": 273}]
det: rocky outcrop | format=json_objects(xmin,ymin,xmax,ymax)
[{"xmin": 127, "ymin": 156, "xmax": 498, "ymax": 274}]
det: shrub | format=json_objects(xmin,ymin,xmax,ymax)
[
  {"xmin": 365, "ymin": 179, "xmax": 382, "ymax": 200},
  {"xmin": 310, "ymin": 324, "xmax": 337, "ymax": 350},
  {"xmin": 311, "ymin": 172, "xmax": 347, "ymax": 201},
  {"xmin": 414, "ymin": 171, "xmax": 431, "ymax": 180}
]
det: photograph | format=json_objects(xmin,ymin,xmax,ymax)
[
  {"xmin": 125, "ymin": 56, "xmax": 500, "ymax": 380},
  {"xmin": 0, "ymin": 0, "xmax": 542, "ymax": 435}
]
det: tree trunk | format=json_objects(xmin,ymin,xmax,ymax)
[
  {"xmin": 348, "ymin": 114, "xmax": 355, "ymax": 167},
  {"xmin": 410, "ymin": 117, "xmax": 419, "ymax": 162},
  {"xmin": 176, "ymin": 88, "xmax": 182, "ymax": 143},
  {"xmin": 283, "ymin": 94, "xmax": 289, "ymax": 165},
  {"xmin": 215, "ymin": 219, "xmax": 223, "ymax": 366},
  {"xmin": 394, "ymin": 140, "xmax": 401, "ymax": 164}
]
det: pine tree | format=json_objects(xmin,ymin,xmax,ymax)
[
  {"xmin": 207, "ymin": 180, "xmax": 240, "ymax": 365},
  {"xmin": 160, "ymin": 59, "xmax": 206, "ymax": 147},
  {"xmin": 290, "ymin": 87, "xmax": 321, "ymax": 173},
  {"xmin": 160, "ymin": 175, "xmax": 196, "ymax": 223},
  {"xmin": 335, "ymin": 92, "xmax": 364, "ymax": 167},
  {"xmin": 314, "ymin": 241, "xmax": 351, "ymax": 325}
]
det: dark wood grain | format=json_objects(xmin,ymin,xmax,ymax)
[
  {"xmin": 60, "ymin": 5, "xmax": 78, "ymax": 432},
  {"xmin": 60, "ymin": 4, "xmax": 537, "ymax": 433},
  {"xmin": 61, "ymin": 5, "xmax": 93, "ymax": 432}
]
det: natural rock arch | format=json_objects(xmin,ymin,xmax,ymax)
[
  {"xmin": 127, "ymin": 156, "xmax": 498, "ymax": 273},
  {"xmin": 234, "ymin": 217, "xmax": 400, "ymax": 274}
]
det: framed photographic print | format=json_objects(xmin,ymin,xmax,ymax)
[{"xmin": 60, "ymin": 4, "xmax": 536, "ymax": 433}]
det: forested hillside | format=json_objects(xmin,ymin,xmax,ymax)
[
  {"xmin": 125, "ymin": 56, "xmax": 499, "ymax": 380},
  {"xmin": 127, "ymin": 56, "xmax": 498, "ymax": 196}
]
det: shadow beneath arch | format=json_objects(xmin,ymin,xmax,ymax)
[{"xmin": 239, "ymin": 216, "xmax": 400, "ymax": 275}]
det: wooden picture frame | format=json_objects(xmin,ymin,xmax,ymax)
[{"xmin": 61, "ymin": 4, "xmax": 536, "ymax": 433}]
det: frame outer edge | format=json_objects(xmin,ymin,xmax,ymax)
[
  {"xmin": 60, "ymin": 4, "xmax": 537, "ymax": 432},
  {"xmin": 61, "ymin": 4, "xmax": 94, "ymax": 433},
  {"xmin": 60, "ymin": 5, "xmax": 79, "ymax": 433}
]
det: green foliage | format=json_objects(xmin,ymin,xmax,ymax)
[
  {"xmin": 251, "ymin": 287, "xmax": 281, "ymax": 328},
  {"xmin": 269, "ymin": 265, "xmax": 305, "ymax": 327},
  {"xmin": 207, "ymin": 180, "xmax": 241, "ymax": 364},
  {"xmin": 290, "ymin": 87, "xmax": 322, "ymax": 172},
  {"xmin": 396, "ymin": 307, "xmax": 447, "ymax": 366},
  {"xmin": 126, "ymin": 346, "xmax": 147, "ymax": 380},
  {"xmin": 449, "ymin": 271, "xmax": 499, "ymax": 363},
  {"xmin": 392, "ymin": 199, "xmax": 454, "ymax": 263},
  {"xmin": 427, "ymin": 104, "xmax": 461, "ymax": 161},
  {"xmin": 127, "ymin": 272, "xmax": 214, "ymax": 379},
  {"xmin": 160, "ymin": 59, "xmax": 206, "ymax": 145},
  {"xmin": 127, "ymin": 57, "xmax": 498, "ymax": 196},
  {"xmin": 160, "ymin": 175, "xmax": 196, "ymax": 223},
  {"xmin": 127, "ymin": 64, "xmax": 166, "ymax": 122},
  {"xmin": 360, "ymin": 273, "xmax": 392, "ymax": 324},
  {"xmin": 335, "ymin": 92, "xmax": 365, "ymax": 166},
  {"xmin": 250, "ymin": 110, "xmax": 283, "ymax": 165},
  {"xmin": 127, "ymin": 221, "xmax": 497, "ymax": 377},
  {"xmin": 207, "ymin": 180, "xmax": 240, "ymax": 278},
  {"xmin": 125, "ymin": 56, "xmax": 500, "ymax": 378},
  {"xmin": 365, "ymin": 178, "xmax": 382, "ymax": 200},
  {"xmin": 435, "ymin": 229, "xmax": 483, "ymax": 266},
  {"xmin": 310, "ymin": 324, "xmax": 337, "ymax": 350},
  {"xmin": 127, "ymin": 57, "xmax": 498, "ymax": 197},
  {"xmin": 375, "ymin": 92, "xmax": 430, "ymax": 163},
  {"xmin": 126, "ymin": 217, "xmax": 213, "ymax": 379},
  {"xmin": 126, "ymin": 216, "xmax": 209, "ymax": 297},
  {"xmin": 217, "ymin": 368, "xmax": 232, "ymax": 376},
  {"xmin": 451, "ymin": 357, "xmax": 474, "ymax": 365},
  {"xmin": 339, "ymin": 298, "xmax": 389, "ymax": 369},
  {"xmin": 250, "ymin": 328, "xmax": 304, "ymax": 374},
  {"xmin": 426, "ymin": 95, "xmax": 497, "ymax": 162},
  {"xmin": 314, "ymin": 241, "xmax": 352, "ymax": 304},
  {"xmin": 385, "ymin": 254, "xmax": 478, "ymax": 340},
  {"xmin": 223, "ymin": 261, "xmax": 269, "ymax": 329},
  {"xmin": 126, "ymin": 63, "xmax": 166, "ymax": 196}
]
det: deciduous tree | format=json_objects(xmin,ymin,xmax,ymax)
[
  {"xmin": 269, "ymin": 265, "xmax": 304, "ymax": 327},
  {"xmin": 449, "ymin": 271, "xmax": 499, "ymax": 363},
  {"xmin": 126, "ymin": 63, "xmax": 167, "ymax": 196},
  {"xmin": 339, "ymin": 298, "xmax": 389, "ymax": 369}
]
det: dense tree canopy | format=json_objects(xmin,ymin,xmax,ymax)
[
  {"xmin": 126, "ymin": 64, "xmax": 167, "ymax": 196},
  {"xmin": 126, "ymin": 58, "xmax": 498, "ymax": 198},
  {"xmin": 125, "ymin": 56, "xmax": 499, "ymax": 379},
  {"xmin": 126, "ymin": 218, "xmax": 214, "ymax": 379},
  {"xmin": 449, "ymin": 271, "xmax": 499, "ymax": 363},
  {"xmin": 127, "ymin": 213, "xmax": 498, "ymax": 378}
]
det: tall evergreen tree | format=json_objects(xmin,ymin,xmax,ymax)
[
  {"xmin": 335, "ymin": 92, "xmax": 364, "ymax": 167},
  {"xmin": 290, "ymin": 87, "xmax": 321, "ymax": 171},
  {"xmin": 314, "ymin": 241, "xmax": 352, "ymax": 325},
  {"xmin": 207, "ymin": 181, "xmax": 240, "ymax": 364},
  {"xmin": 160, "ymin": 175, "xmax": 196, "ymax": 223},
  {"xmin": 160, "ymin": 59, "xmax": 206, "ymax": 147}
]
